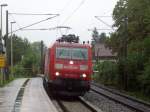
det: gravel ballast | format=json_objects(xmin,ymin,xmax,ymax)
[{"xmin": 83, "ymin": 91, "xmax": 136, "ymax": 112}]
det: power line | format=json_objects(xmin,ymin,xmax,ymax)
[
  {"xmin": 20, "ymin": 28, "xmax": 51, "ymax": 31},
  {"xmin": 96, "ymin": 16, "xmax": 112, "ymax": 17},
  {"xmin": 8, "ymin": 15, "xmax": 59, "ymax": 34},
  {"xmin": 57, "ymin": 0, "xmax": 73, "ymax": 27},
  {"xmin": 9, "ymin": 13, "xmax": 59, "ymax": 16},
  {"xmin": 9, "ymin": 14, "xmax": 21, "ymax": 29},
  {"xmin": 20, "ymin": 26, "xmax": 71, "ymax": 37},
  {"xmin": 19, "ymin": 26, "xmax": 71, "ymax": 31},
  {"xmin": 57, "ymin": 0, "xmax": 86, "ymax": 35},
  {"xmin": 88, "ymin": 28, "xmax": 113, "ymax": 31},
  {"xmin": 8, "ymin": 12, "xmax": 59, "ymax": 33},
  {"xmin": 95, "ymin": 16, "xmax": 114, "ymax": 30},
  {"xmin": 60, "ymin": 0, "xmax": 74, "ymax": 13},
  {"xmin": 61, "ymin": 0, "xmax": 86, "ymax": 25}
]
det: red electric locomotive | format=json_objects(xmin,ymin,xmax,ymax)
[{"xmin": 43, "ymin": 39, "xmax": 92, "ymax": 96}]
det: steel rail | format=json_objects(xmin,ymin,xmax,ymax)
[
  {"xmin": 91, "ymin": 82, "xmax": 150, "ymax": 112},
  {"xmin": 56, "ymin": 97, "xmax": 100, "ymax": 112},
  {"xmin": 78, "ymin": 96, "xmax": 102, "ymax": 112}
]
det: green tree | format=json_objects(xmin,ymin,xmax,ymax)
[
  {"xmin": 6, "ymin": 34, "xmax": 43, "ymax": 77},
  {"xmin": 20, "ymin": 41, "xmax": 43, "ymax": 76},
  {"xmin": 91, "ymin": 27, "xmax": 99, "ymax": 45},
  {"xmin": 106, "ymin": 0, "xmax": 150, "ymax": 93},
  {"xmin": 139, "ymin": 59, "xmax": 150, "ymax": 95},
  {"xmin": 99, "ymin": 32, "xmax": 107, "ymax": 43},
  {"xmin": 95, "ymin": 61, "xmax": 118, "ymax": 86},
  {"xmin": 111, "ymin": 0, "xmax": 150, "ymax": 51},
  {"xmin": 6, "ymin": 35, "xmax": 30, "ymax": 65}
]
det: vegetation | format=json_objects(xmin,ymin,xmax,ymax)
[
  {"xmin": 6, "ymin": 34, "xmax": 43, "ymax": 78},
  {"xmin": 93, "ymin": 61, "xmax": 118, "ymax": 86},
  {"xmin": 91, "ymin": 28, "xmax": 107, "ymax": 45},
  {"xmin": 0, "ymin": 74, "xmax": 15, "ymax": 87},
  {"xmin": 93, "ymin": 0, "xmax": 150, "ymax": 102}
]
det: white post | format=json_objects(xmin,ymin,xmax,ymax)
[
  {"xmin": 11, "ymin": 23, "xmax": 13, "ymax": 78},
  {"xmin": 0, "ymin": 3, "xmax": 8, "ymax": 83},
  {"xmin": 0, "ymin": 5, "xmax": 2, "ymax": 84},
  {"xmin": 11, "ymin": 22, "xmax": 15, "ymax": 78}
]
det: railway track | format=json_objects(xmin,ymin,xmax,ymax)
[
  {"xmin": 44, "ymin": 79, "xmax": 102, "ymax": 112},
  {"xmin": 55, "ymin": 96, "xmax": 102, "ymax": 112},
  {"xmin": 91, "ymin": 82, "xmax": 150, "ymax": 112}
]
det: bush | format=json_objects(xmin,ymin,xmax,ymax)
[
  {"xmin": 125, "ymin": 53, "xmax": 144, "ymax": 90},
  {"xmin": 13, "ymin": 64, "xmax": 33, "ymax": 78},
  {"xmin": 13, "ymin": 64, "xmax": 26, "ymax": 77},
  {"xmin": 143, "ymin": 37, "xmax": 150, "ymax": 59},
  {"xmin": 138, "ymin": 59, "xmax": 150, "ymax": 95},
  {"xmin": 95, "ymin": 61, "xmax": 118, "ymax": 85}
]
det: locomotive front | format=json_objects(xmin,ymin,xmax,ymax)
[{"xmin": 50, "ymin": 43, "xmax": 92, "ymax": 96}]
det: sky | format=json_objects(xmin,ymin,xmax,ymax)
[{"xmin": 1, "ymin": 0, "xmax": 118, "ymax": 47}]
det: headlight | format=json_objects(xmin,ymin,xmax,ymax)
[
  {"xmin": 80, "ymin": 65, "xmax": 88, "ymax": 70},
  {"xmin": 82, "ymin": 73, "xmax": 87, "ymax": 78},
  {"xmin": 69, "ymin": 60, "xmax": 74, "ymax": 65},
  {"xmin": 55, "ymin": 64, "xmax": 63, "ymax": 69},
  {"xmin": 55, "ymin": 72, "xmax": 60, "ymax": 76}
]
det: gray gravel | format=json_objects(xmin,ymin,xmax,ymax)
[
  {"xmin": 61, "ymin": 100, "xmax": 93, "ymax": 112},
  {"xmin": 83, "ymin": 90, "xmax": 136, "ymax": 112}
]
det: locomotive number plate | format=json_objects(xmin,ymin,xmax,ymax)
[{"xmin": 63, "ymin": 65, "xmax": 78, "ymax": 69}]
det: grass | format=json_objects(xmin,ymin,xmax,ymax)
[
  {"xmin": 125, "ymin": 91, "xmax": 150, "ymax": 103},
  {"xmin": 95, "ymin": 81, "xmax": 150, "ymax": 103},
  {"xmin": 92, "ymin": 74, "xmax": 150, "ymax": 103},
  {"xmin": 0, "ymin": 76, "xmax": 32, "ymax": 87},
  {"xmin": 0, "ymin": 77, "xmax": 14, "ymax": 87}
]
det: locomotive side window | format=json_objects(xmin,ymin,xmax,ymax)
[{"xmin": 56, "ymin": 47, "xmax": 88, "ymax": 60}]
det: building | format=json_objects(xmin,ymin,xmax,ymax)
[{"xmin": 93, "ymin": 43, "xmax": 117, "ymax": 62}]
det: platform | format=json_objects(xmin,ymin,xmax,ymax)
[
  {"xmin": 0, "ymin": 78, "xmax": 27, "ymax": 112},
  {"xmin": 20, "ymin": 78, "xmax": 58, "ymax": 112}
]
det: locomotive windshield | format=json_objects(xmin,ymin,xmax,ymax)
[{"xmin": 56, "ymin": 47, "xmax": 88, "ymax": 60}]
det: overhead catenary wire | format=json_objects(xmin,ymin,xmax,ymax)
[
  {"xmin": 9, "ymin": 14, "xmax": 21, "ymax": 30},
  {"xmin": 95, "ymin": 16, "xmax": 114, "ymax": 31},
  {"xmin": 8, "ymin": 14, "xmax": 59, "ymax": 34},
  {"xmin": 61, "ymin": 0, "xmax": 86, "ymax": 25},
  {"xmin": 9, "ymin": 13, "xmax": 59, "ymax": 16},
  {"xmin": 19, "ymin": 28, "xmax": 51, "ymax": 31},
  {"xmin": 60, "ymin": 0, "xmax": 74, "ymax": 14},
  {"xmin": 56, "ymin": 0, "xmax": 73, "ymax": 36},
  {"xmin": 97, "ymin": 16, "xmax": 112, "ymax": 17},
  {"xmin": 8, "ymin": 12, "xmax": 59, "ymax": 34},
  {"xmin": 88, "ymin": 28, "xmax": 113, "ymax": 31},
  {"xmin": 57, "ymin": 0, "xmax": 86, "ymax": 36},
  {"xmin": 19, "ymin": 26, "xmax": 71, "ymax": 31}
]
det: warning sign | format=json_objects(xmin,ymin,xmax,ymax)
[{"xmin": 0, "ymin": 55, "xmax": 6, "ymax": 68}]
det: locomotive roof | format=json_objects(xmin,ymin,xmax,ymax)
[{"xmin": 51, "ymin": 42, "xmax": 91, "ymax": 48}]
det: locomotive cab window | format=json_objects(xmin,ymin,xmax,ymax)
[
  {"xmin": 71, "ymin": 48, "xmax": 88, "ymax": 60},
  {"xmin": 56, "ymin": 47, "xmax": 71, "ymax": 59},
  {"xmin": 56, "ymin": 47, "xmax": 88, "ymax": 60}
]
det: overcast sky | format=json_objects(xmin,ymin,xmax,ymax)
[{"xmin": 1, "ymin": 0, "xmax": 118, "ymax": 46}]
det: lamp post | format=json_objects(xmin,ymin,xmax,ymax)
[
  {"xmin": 0, "ymin": 4, "xmax": 8, "ymax": 46},
  {"xmin": 0, "ymin": 4, "xmax": 7, "ymax": 84},
  {"xmin": 10, "ymin": 21, "xmax": 16, "ymax": 78}
]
